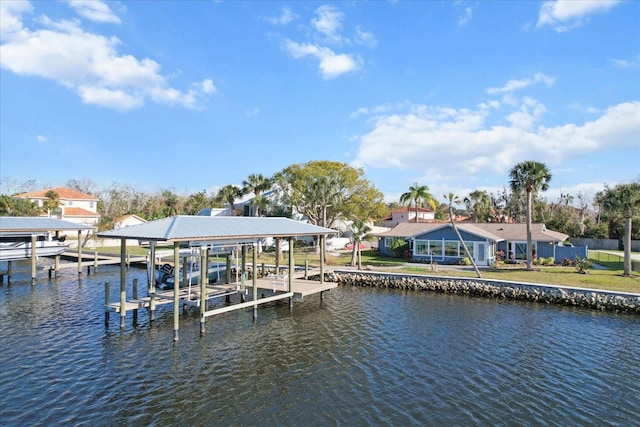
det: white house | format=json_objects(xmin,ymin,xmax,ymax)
[{"xmin": 14, "ymin": 187, "xmax": 100, "ymax": 227}]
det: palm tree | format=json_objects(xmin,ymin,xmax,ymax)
[
  {"xmin": 598, "ymin": 182, "xmax": 640, "ymax": 276},
  {"xmin": 242, "ymin": 173, "xmax": 272, "ymax": 216},
  {"xmin": 42, "ymin": 190, "xmax": 60, "ymax": 217},
  {"xmin": 215, "ymin": 185, "xmax": 242, "ymax": 215},
  {"xmin": 400, "ymin": 182, "xmax": 436, "ymax": 223},
  {"xmin": 445, "ymin": 193, "xmax": 482, "ymax": 278},
  {"xmin": 349, "ymin": 219, "xmax": 371, "ymax": 269},
  {"xmin": 509, "ymin": 160, "xmax": 552, "ymax": 270},
  {"xmin": 312, "ymin": 175, "xmax": 343, "ymax": 228},
  {"xmin": 464, "ymin": 190, "xmax": 491, "ymax": 223}
]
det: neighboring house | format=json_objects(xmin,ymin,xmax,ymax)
[
  {"xmin": 14, "ymin": 187, "xmax": 100, "ymax": 227},
  {"xmin": 376, "ymin": 222, "xmax": 578, "ymax": 266},
  {"xmin": 381, "ymin": 206, "xmax": 436, "ymax": 228},
  {"xmin": 114, "ymin": 214, "xmax": 147, "ymax": 229},
  {"xmin": 197, "ymin": 208, "xmax": 232, "ymax": 217}
]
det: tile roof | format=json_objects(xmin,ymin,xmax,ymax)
[
  {"xmin": 63, "ymin": 207, "xmax": 100, "ymax": 217},
  {"xmin": 14, "ymin": 187, "xmax": 98, "ymax": 201}
]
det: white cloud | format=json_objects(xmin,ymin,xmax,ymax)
[
  {"xmin": 311, "ymin": 5, "xmax": 345, "ymax": 45},
  {"xmin": 354, "ymin": 99, "xmax": 640, "ymax": 185},
  {"xmin": 486, "ymin": 73, "xmax": 555, "ymax": 95},
  {"xmin": 612, "ymin": 54, "xmax": 640, "ymax": 68},
  {"xmin": 67, "ymin": 0, "xmax": 121, "ymax": 24},
  {"xmin": 36, "ymin": 135, "xmax": 48, "ymax": 143},
  {"xmin": 268, "ymin": 7, "xmax": 298, "ymax": 26},
  {"xmin": 458, "ymin": 6, "xmax": 472, "ymax": 26},
  {"xmin": 537, "ymin": 0, "xmax": 621, "ymax": 32},
  {"xmin": 0, "ymin": 2, "xmax": 215, "ymax": 111},
  {"xmin": 354, "ymin": 26, "xmax": 377, "ymax": 48},
  {"xmin": 283, "ymin": 39, "xmax": 360, "ymax": 79}
]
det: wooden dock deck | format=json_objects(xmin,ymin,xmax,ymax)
[{"xmin": 105, "ymin": 274, "xmax": 336, "ymax": 317}]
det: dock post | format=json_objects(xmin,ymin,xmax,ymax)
[
  {"xmin": 261, "ymin": 262, "xmax": 265, "ymax": 277},
  {"xmin": 288, "ymin": 237, "xmax": 294, "ymax": 309},
  {"xmin": 77, "ymin": 231, "xmax": 82, "ymax": 276},
  {"xmin": 305, "ymin": 260, "xmax": 309, "ymax": 279},
  {"xmin": 54, "ymin": 255, "xmax": 59, "ymax": 278},
  {"xmin": 200, "ymin": 247, "xmax": 208, "ymax": 336},
  {"xmin": 320, "ymin": 235, "xmax": 325, "ymax": 286},
  {"xmin": 105, "ymin": 281, "xmax": 110, "ymax": 326},
  {"xmin": 225, "ymin": 254, "xmax": 231, "ymax": 285},
  {"xmin": 119, "ymin": 240, "xmax": 127, "ymax": 330},
  {"xmin": 149, "ymin": 244, "xmax": 156, "ymax": 323},
  {"xmin": 252, "ymin": 243, "xmax": 258, "ymax": 303},
  {"xmin": 31, "ymin": 235, "xmax": 37, "ymax": 284},
  {"xmin": 173, "ymin": 242, "xmax": 180, "ymax": 343},
  {"xmin": 93, "ymin": 249, "xmax": 98, "ymax": 273},
  {"xmin": 126, "ymin": 250, "xmax": 130, "ymax": 269},
  {"xmin": 132, "ymin": 278, "xmax": 138, "ymax": 325},
  {"xmin": 7, "ymin": 261, "xmax": 12, "ymax": 284}
]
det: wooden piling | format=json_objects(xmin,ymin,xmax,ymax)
[
  {"xmin": 173, "ymin": 242, "xmax": 180, "ymax": 342},
  {"xmin": 31, "ymin": 235, "xmax": 37, "ymax": 284},
  {"xmin": 132, "ymin": 278, "xmax": 138, "ymax": 324},
  {"xmin": 119, "ymin": 240, "xmax": 126, "ymax": 330},
  {"xmin": 149, "ymin": 244, "xmax": 156, "ymax": 323},
  {"xmin": 305, "ymin": 260, "xmax": 309, "ymax": 279},
  {"xmin": 77, "ymin": 230, "xmax": 82, "ymax": 275},
  {"xmin": 104, "ymin": 281, "xmax": 110, "ymax": 326},
  {"xmin": 288, "ymin": 236, "xmax": 294, "ymax": 309},
  {"xmin": 200, "ymin": 247, "xmax": 207, "ymax": 336},
  {"xmin": 93, "ymin": 249, "xmax": 98, "ymax": 272}
]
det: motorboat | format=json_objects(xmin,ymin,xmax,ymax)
[
  {"xmin": 155, "ymin": 261, "xmax": 230, "ymax": 290},
  {"xmin": 0, "ymin": 239, "xmax": 69, "ymax": 261}
]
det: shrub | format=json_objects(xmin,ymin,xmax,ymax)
[
  {"xmin": 561, "ymin": 258, "xmax": 573, "ymax": 267},
  {"xmin": 460, "ymin": 257, "xmax": 472, "ymax": 266},
  {"xmin": 574, "ymin": 256, "xmax": 592, "ymax": 274},
  {"xmin": 543, "ymin": 257, "xmax": 555, "ymax": 266}
]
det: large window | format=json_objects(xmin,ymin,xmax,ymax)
[
  {"xmin": 445, "ymin": 241, "xmax": 459, "ymax": 257},
  {"xmin": 415, "ymin": 241, "xmax": 429, "ymax": 255}
]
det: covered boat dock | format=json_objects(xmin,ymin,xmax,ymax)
[
  {"xmin": 97, "ymin": 215, "xmax": 336, "ymax": 341},
  {"xmin": 0, "ymin": 216, "xmax": 96, "ymax": 284}
]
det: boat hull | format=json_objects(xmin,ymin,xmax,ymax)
[
  {"xmin": 0, "ymin": 241, "xmax": 69, "ymax": 261},
  {"xmin": 156, "ymin": 262, "xmax": 229, "ymax": 290}
]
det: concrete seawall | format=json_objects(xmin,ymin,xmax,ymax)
[{"xmin": 315, "ymin": 270, "xmax": 640, "ymax": 314}]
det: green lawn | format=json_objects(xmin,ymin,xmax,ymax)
[{"xmin": 94, "ymin": 247, "xmax": 640, "ymax": 294}]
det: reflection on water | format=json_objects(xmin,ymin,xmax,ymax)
[{"xmin": 1, "ymin": 266, "xmax": 639, "ymax": 426}]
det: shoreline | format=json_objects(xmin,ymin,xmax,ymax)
[{"xmin": 317, "ymin": 270, "xmax": 640, "ymax": 314}]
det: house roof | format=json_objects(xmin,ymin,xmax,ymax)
[
  {"xmin": 14, "ymin": 187, "xmax": 98, "ymax": 201},
  {"xmin": 376, "ymin": 222, "xmax": 568, "ymax": 243},
  {"xmin": 0, "ymin": 216, "xmax": 96, "ymax": 237},
  {"xmin": 97, "ymin": 215, "xmax": 335, "ymax": 244},
  {"xmin": 63, "ymin": 207, "xmax": 101, "ymax": 217},
  {"xmin": 115, "ymin": 214, "xmax": 147, "ymax": 223}
]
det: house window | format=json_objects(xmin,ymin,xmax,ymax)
[
  {"xmin": 90, "ymin": 201, "xmax": 94, "ymax": 208},
  {"xmin": 444, "ymin": 241, "xmax": 459, "ymax": 257},
  {"xmin": 384, "ymin": 237, "xmax": 394, "ymax": 248},
  {"xmin": 464, "ymin": 242, "xmax": 475, "ymax": 258},
  {"xmin": 430, "ymin": 240, "xmax": 443, "ymax": 256},
  {"xmin": 68, "ymin": 200, "xmax": 73, "ymax": 206},
  {"xmin": 415, "ymin": 241, "xmax": 429, "ymax": 255}
]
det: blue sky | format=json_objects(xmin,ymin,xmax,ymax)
[{"xmin": 1, "ymin": 0, "xmax": 638, "ymax": 207}]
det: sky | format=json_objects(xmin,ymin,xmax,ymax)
[{"xmin": 1, "ymin": 0, "xmax": 638, "ymax": 207}]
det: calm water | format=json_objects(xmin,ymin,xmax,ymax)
[{"xmin": 0, "ymin": 265, "xmax": 639, "ymax": 426}]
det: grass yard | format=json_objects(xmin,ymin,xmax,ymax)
[{"xmin": 95, "ymin": 246, "xmax": 640, "ymax": 294}]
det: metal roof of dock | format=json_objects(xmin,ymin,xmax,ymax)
[
  {"xmin": 97, "ymin": 215, "xmax": 336, "ymax": 243},
  {"xmin": 0, "ymin": 216, "xmax": 96, "ymax": 236}
]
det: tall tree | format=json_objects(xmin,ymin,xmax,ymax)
[
  {"xmin": 445, "ymin": 193, "xmax": 482, "ymax": 278},
  {"xmin": 464, "ymin": 190, "xmax": 491, "ymax": 223},
  {"xmin": 274, "ymin": 161, "xmax": 386, "ymax": 230},
  {"xmin": 509, "ymin": 160, "xmax": 552, "ymax": 270},
  {"xmin": 242, "ymin": 173, "xmax": 272, "ymax": 216},
  {"xmin": 597, "ymin": 181, "xmax": 640, "ymax": 276},
  {"xmin": 215, "ymin": 185, "xmax": 242, "ymax": 215},
  {"xmin": 399, "ymin": 182, "xmax": 436, "ymax": 223}
]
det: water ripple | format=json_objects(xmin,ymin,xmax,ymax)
[{"xmin": 1, "ymin": 270, "xmax": 639, "ymax": 426}]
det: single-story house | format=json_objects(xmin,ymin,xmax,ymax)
[
  {"xmin": 114, "ymin": 214, "xmax": 147, "ymax": 229},
  {"xmin": 376, "ymin": 222, "xmax": 580, "ymax": 266}
]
